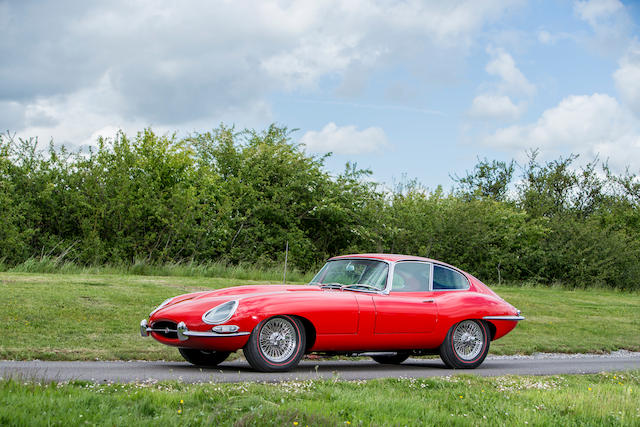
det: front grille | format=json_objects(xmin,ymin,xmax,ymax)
[{"xmin": 151, "ymin": 321, "xmax": 178, "ymax": 339}]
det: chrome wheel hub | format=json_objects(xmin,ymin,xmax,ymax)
[
  {"xmin": 269, "ymin": 332, "xmax": 286, "ymax": 346},
  {"xmin": 460, "ymin": 332, "xmax": 476, "ymax": 344}
]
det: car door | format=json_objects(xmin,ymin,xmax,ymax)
[{"xmin": 373, "ymin": 261, "xmax": 438, "ymax": 335}]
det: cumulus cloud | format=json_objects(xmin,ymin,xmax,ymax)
[
  {"xmin": 300, "ymin": 122, "xmax": 389, "ymax": 155},
  {"xmin": 468, "ymin": 46, "xmax": 533, "ymax": 121},
  {"xmin": 614, "ymin": 41, "xmax": 640, "ymax": 116},
  {"xmin": 482, "ymin": 93, "xmax": 640, "ymax": 170},
  {"xmin": 469, "ymin": 94, "xmax": 524, "ymax": 120},
  {"xmin": 0, "ymin": 0, "xmax": 523, "ymax": 145},
  {"xmin": 485, "ymin": 46, "xmax": 536, "ymax": 96}
]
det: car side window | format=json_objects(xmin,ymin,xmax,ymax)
[
  {"xmin": 433, "ymin": 265, "xmax": 469, "ymax": 290},
  {"xmin": 392, "ymin": 262, "xmax": 431, "ymax": 292}
]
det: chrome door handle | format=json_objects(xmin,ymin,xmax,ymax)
[{"xmin": 422, "ymin": 299, "xmax": 434, "ymax": 303}]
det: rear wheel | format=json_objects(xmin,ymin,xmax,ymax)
[
  {"xmin": 178, "ymin": 348, "xmax": 231, "ymax": 367},
  {"xmin": 439, "ymin": 319, "xmax": 490, "ymax": 369},
  {"xmin": 244, "ymin": 315, "xmax": 306, "ymax": 372},
  {"xmin": 371, "ymin": 352, "xmax": 410, "ymax": 365}
]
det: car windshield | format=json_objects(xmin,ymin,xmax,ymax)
[{"xmin": 309, "ymin": 259, "xmax": 388, "ymax": 291}]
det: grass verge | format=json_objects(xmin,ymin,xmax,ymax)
[
  {"xmin": 0, "ymin": 371, "xmax": 638, "ymax": 426},
  {"xmin": 1, "ymin": 256, "xmax": 314, "ymax": 283},
  {"xmin": 0, "ymin": 272, "xmax": 638, "ymax": 361}
]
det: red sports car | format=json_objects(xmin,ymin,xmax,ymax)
[{"xmin": 140, "ymin": 254, "xmax": 523, "ymax": 371}]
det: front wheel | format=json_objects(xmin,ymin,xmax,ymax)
[
  {"xmin": 243, "ymin": 315, "xmax": 306, "ymax": 372},
  {"xmin": 178, "ymin": 348, "xmax": 231, "ymax": 367},
  {"xmin": 439, "ymin": 319, "xmax": 490, "ymax": 369}
]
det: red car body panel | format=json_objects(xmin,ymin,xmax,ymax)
[{"xmin": 145, "ymin": 254, "xmax": 521, "ymax": 355}]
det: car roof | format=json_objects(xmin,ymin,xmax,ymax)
[
  {"xmin": 329, "ymin": 253, "xmax": 454, "ymax": 267},
  {"xmin": 326, "ymin": 253, "xmax": 480, "ymax": 288}
]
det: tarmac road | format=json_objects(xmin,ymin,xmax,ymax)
[{"xmin": 1, "ymin": 352, "xmax": 639, "ymax": 383}]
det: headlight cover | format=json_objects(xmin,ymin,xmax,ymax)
[
  {"xmin": 149, "ymin": 297, "xmax": 173, "ymax": 316},
  {"xmin": 202, "ymin": 300, "xmax": 239, "ymax": 324}
]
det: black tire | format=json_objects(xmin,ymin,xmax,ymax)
[
  {"xmin": 243, "ymin": 315, "xmax": 306, "ymax": 372},
  {"xmin": 371, "ymin": 352, "xmax": 410, "ymax": 365},
  {"xmin": 439, "ymin": 319, "xmax": 490, "ymax": 369},
  {"xmin": 178, "ymin": 348, "xmax": 231, "ymax": 367}
]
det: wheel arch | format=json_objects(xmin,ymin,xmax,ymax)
[
  {"xmin": 485, "ymin": 320, "xmax": 497, "ymax": 341},
  {"xmin": 290, "ymin": 315, "xmax": 317, "ymax": 352}
]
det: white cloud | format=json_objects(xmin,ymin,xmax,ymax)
[
  {"xmin": 300, "ymin": 122, "xmax": 389, "ymax": 155},
  {"xmin": 467, "ymin": 46, "xmax": 533, "ymax": 121},
  {"xmin": 537, "ymin": 30, "xmax": 576, "ymax": 45},
  {"xmin": 573, "ymin": 0, "xmax": 632, "ymax": 54},
  {"xmin": 469, "ymin": 94, "xmax": 524, "ymax": 120},
  {"xmin": 574, "ymin": 0, "xmax": 624, "ymax": 28},
  {"xmin": 538, "ymin": 30, "xmax": 554, "ymax": 44},
  {"xmin": 485, "ymin": 46, "xmax": 536, "ymax": 96},
  {"xmin": 10, "ymin": 71, "xmax": 273, "ymax": 149},
  {"xmin": 0, "ymin": 0, "xmax": 523, "ymax": 145},
  {"xmin": 483, "ymin": 93, "xmax": 640, "ymax": 170},
  {"xmin": 614, "ymin": 41, "xmax": 640, "ymax": 116}
]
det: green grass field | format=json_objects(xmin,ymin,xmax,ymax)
[
  {"xmin": 1, "ymin": 271, "xmax": 639, "ymax": 361},
  {"xmin": 1, "ymin": 372, "xmax": 638, "ymax": 426},
  {"xmin": 2, "ymin": 271, "xmax": 639, "ymax": 426}
]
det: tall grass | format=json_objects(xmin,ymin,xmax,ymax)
[{"xmin": 1, "ymin": 256, "xmax": 314, "ymax": 283}]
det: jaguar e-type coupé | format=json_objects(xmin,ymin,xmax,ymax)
[{"xmin": 140, "ymin": 254, "xmax": 523, "ymax": 371}]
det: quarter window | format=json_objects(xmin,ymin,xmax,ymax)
[{"xmin": 433, "ymin": 265, "xmax": 469, "ymax": 290}]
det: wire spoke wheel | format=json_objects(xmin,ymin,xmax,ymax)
[
  {"xmin": 439, "ymin": 319, "xmax": 489, "ymax": 369},
  {"xmin": 452, "ymin": 320, "xmax": 484, "ymax": 360},
  {"xmin": 258, "ymin": 317, "xmax": 297, "ymax": 362},
  {"xmin": 244, "ymin": 315, "xmax": 306, "ymax": 372}
]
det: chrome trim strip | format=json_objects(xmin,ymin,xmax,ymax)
[
  {"xmin": 176, "ymin": 321, "xmax": 249, "ymax": 341},
  {"xmin": 146, "ymin": 327, "xmax": 177, "ymax": 333},
  {"xmin": 185, "ymin": 330, "xmax": 250, "ymax": 337},
  {"xmin": 483, "ymin": 315, "xmax": 525, "ymax": 321}
]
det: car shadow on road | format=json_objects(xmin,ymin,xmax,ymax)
[{"xmin": 156, "ymin": 358, "xmax": 453, "ymax": 374}]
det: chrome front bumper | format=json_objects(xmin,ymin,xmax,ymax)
[{"xmin": 140, "ymin": 319, "xmax": 250, "ymax": 341}]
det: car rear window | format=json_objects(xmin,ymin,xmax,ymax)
[{"xmin": 433, "ymin": 265, "xmax": 469, "ymax": 290}]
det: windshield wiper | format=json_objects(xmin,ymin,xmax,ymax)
[
  {"xmin": 319, "ymin": 282, "xmax": 343, "ymax": 290},
  {"xmin": 341, "ymin": 284, "xmax": 383, "ymax": 293}
]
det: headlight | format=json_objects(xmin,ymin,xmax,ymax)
[
  {"xmin": 202, "ymin": 300, "xmax": 239, "ymax": 324},
  {"xmin": 149, "ymin": 297, "xmax": 173, "ymax": 316}
]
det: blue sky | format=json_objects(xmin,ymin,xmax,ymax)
[{"xmin": 2, "ymin": 0, "xmax": 640, "ymax": 189}]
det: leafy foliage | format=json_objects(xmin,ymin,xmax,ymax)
[{"xmin": 1, "ymin": 126, "xmax": 639, "ymax": 289}]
